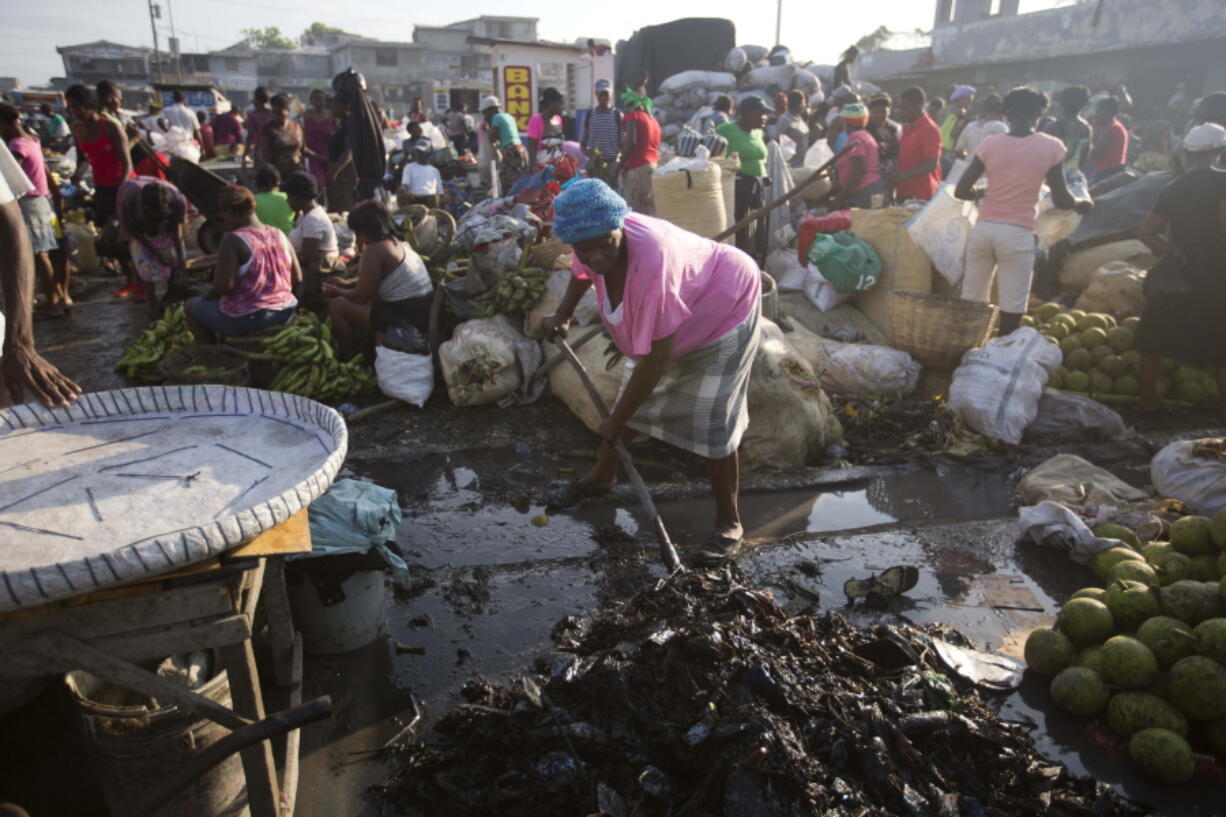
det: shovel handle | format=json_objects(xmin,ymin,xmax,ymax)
[{"xmin": 552, "ymin": 337, "xmax": 683, "ymax": 573}]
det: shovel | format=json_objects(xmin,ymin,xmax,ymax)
[{"xmin": 551, "ymin": 336, "xmax": 683, "ymax": 574}]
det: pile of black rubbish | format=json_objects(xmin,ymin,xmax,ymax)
[{"xmin": 377, "ymin": 567, "xmax": 1144, "ymax": 817}]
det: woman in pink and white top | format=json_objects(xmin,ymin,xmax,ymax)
[
  {"xmin": 540, "ymin": 179, "xmax": 762, "ymax": 565},
  {"xmin": 830, "ymin": 103, "xmax": 886, "ymax": 210},
  {"xmin": 524, "ymin": 87, "xmax": 565, "ymax": 167},
  {"xmin": 955, "ymin": 88, "xmax": 1093, "ymax": 335},
  {"xmin": 185, "ymin": 184, "xmax": 301, "ymax": 344}
]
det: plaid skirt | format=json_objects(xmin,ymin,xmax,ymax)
[{"xmin": 618, "ymin": 300, "xmax": 761, "ymax": 460}]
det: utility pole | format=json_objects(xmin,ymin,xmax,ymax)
[
  {"xmin": 147, "ymin": 0, "xmax": 162, "ymax": 84},
  {"xmin": 167, "ymin": 0, "xmax": 184, "ymax": 84},
  {"xmin": 775, "ymin": 0, "xmax": 782, "ymax": 47}
]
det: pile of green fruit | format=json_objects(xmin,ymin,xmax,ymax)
[
  {"xmin": 1025, "ymin": 302, "xmax": 1222, "ymax": 406},
  {"xmin": 476, "ymin": 267, "xmax": 549, "ymax": 318},
  {"xmin": 256, "ymin": 313, "xmax": 378, "ymax": 403},
  {"xmin": 1024, "ymin": 510, "xmax": 1226, "ymax": 784},
  {"xmin": 115, "ymin": 303, "xmax": 194, "ymax": 383}
]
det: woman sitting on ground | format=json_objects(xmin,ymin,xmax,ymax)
[
  {"xmin": 185, "ymin": 184, "xmax": 300, "ymax": 344},
  {"xmin": 116, "ymin": 175, "xmax": 188, "ymax": 318},
  {"xmin": 284, "ymin": 171, "xmax": 338, "ymax": 269},
  {"xmin": 323, "ymin": 200, "xmax": 434, "ymax": 362}
]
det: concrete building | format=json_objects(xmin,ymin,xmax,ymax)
[
  {"xmin": 859, "ymin": 0, "xmax": 1226, "ymax": 116},
  {"xmin": 478, "ymin": 39, "xmax": 614, "ymax": 130},
  {"xmin": 328, "ymin": 40, "xmax": 431, "ymax": 114}
]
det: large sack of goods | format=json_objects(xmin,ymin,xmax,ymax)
[
  {"xmin": 848, "ymin": 206, "xmax": 932, "ymax": 337},
  {"xmin": 440, "ymin": 316, "xmax": 537, "ymax": 407},
  {"xmin": 1060, "ymin": 240, "xmax": 1156, "ymax": 292},
  {"xmin": 948, "ymin": 327, "xmax": 1062, "ymax": 445},
  {"xmin": 1035, "ymin": 204, "xmax": 1083, "ymax": 253},
  {"xmin": 1074, "ymin": 262, "xmax": 1146, "ymax": 318},
  {"xmin": 784, "ymin": 322, "xmax": 920, "ymax": 397},
  {"xmin": 652, "ymin": 159, "xmax": 726, "ymax": 239},
  {"xmin": 1151, "ymin": 438, "xmax": 1226, "ymax": 516},
  {"xmin": 741, "ymin": 319, "xmax": 839, "ymax": 471},
  {"xmin": 543, "ymin": 330, "xmax": 626, "ymax": 435},
  {"xmin": 523, "ymin": 269, "xmax": 600, "ymax": 340},
  {"xmin": 658, "ymin": 71, "xmax": 737, "ymax": 95}
]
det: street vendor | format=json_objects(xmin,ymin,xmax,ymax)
[
  {"xmin": 398, "ymin": 139, "xmax": 443, "ymax": 208},
  {"xmin": 283, "ymin": 171, "xmax": 338, "ymax": 302},
  {"xmin": 480, "ymin": 95, "xmax": 529, "ymax": 198},
  {"xmin": 619, "ymin": 88, "xmax": 661, "ymax": 215},
  {"xmin": 954, "ymin": 88, "xmax": 1092, "ymax": 336},
  {"xmin": 116, "ymin": 174, "xmax": 188, "ymax": 318},
  {"xmin": 66, "ymin": 84, "xmax": 137, "ymax": 297},
  {"xmin": 525, "ymin": 87, "xmax": 565, "ymax": 167},
  {"xmin": 303, "ymin": 89, "xmax": 335, "ymax": 193},
  {"xmin": 829, "ymin": 103, "xmax": 885, "ymax": 210},
  {"xmin": 1135, "ymin": 123, "xmax": 1226, "ymax": 416},
  {"xmin": 260, "ymin": 94, "xmax": 309, "ymax": 181},
  {"xmin": 324, "ymin": 200, "xmax": 434, "ymax": 362},
  {"xmin": 0, "ymin": 103, "xmax": 65, "ymax": 318},
  {"xmin": 580, "ymin": 79, "xmax": 622, "ymax": 184},
  {"xmin": 185, "ymin": 184, "xmax": 299, "ymax": 344},
  {"xmin": 716, "ymin": 95, "xmax": 769, "ymax": 263},
  {"xmin": 888, "ymin": 86, "xmax": 942, "ymax": 203},
  {"xmin": 540, "ymin": 179, "xmax": 762, "ymax": 565}
]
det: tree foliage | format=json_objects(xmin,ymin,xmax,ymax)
[
  {"xmin": 241, "ymin": 26, "xmax": 296, "ymax": 50},
  {"xmin": 307, "ymin": 22, "xmax": 345, "ymax": 35}
]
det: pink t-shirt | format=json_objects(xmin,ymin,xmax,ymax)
[
  {"xmin": 7, "ymin": 135, "xmax": 48, "ymax": 197},
  {"xmin": 834, "ymin": 129, "xmax": 881, "ymax": 194},
  {"xmin": 571, "ymin": 214, "xmax": 760, "ymax": 360},
  {"xmin": 975, "ymin": 132, "xmax": 1067, "ymax": 230},
  {"xmin": 526, "ymin": 113, "xmax": 562, "ymax": 141}
]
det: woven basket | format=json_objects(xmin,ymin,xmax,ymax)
[
  {"xmin": 887, "ymin": 291, "xmax": 998, "ymax": 371},
  {"xmin": 161, "ymin": 346, "xmax": 250, "ymax": 387},
  {"xmin": 652, "ymin": 162, "xmax": 726, "ymax": 238}
]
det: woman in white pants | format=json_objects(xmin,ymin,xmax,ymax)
[{"xmin": 954, "ymin": 88, "xmax": 1093, "ymax": 334}]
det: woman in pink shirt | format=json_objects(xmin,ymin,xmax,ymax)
[
  {"xmin": 830, "ymin": 104, "xmax": 885, "ymax": 209},
  {"xmin": 524, "ymin": 87, "xmax": 565, "ymax": 167},
  {"xmin": 955, "ymin": 88, "xmax": 1093, "ymax": 334},
  {"xmin": 540, "ymin": 180, "xmax": 761, "ymax": 565}
]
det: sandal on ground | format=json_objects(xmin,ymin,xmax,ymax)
[
  {"xmin": 691, "ymin": 534, "xmax": 744, "ymax": 567},
  {"xmin": 843, "ymin": 565, "xmax": 920, "ymax": 600},
  {"xmin": 546, "ymin": 479, "xmax": 615, "ymax": 508}
]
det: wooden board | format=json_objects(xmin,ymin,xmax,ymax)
[{"xmin": 225, "ymin": 508, "xmax": 312, "ymax": 559}]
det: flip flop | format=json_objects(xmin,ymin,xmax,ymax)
[
  {"xmin": 691, "ymin": 534, "xmax": 744, "ymax": 567},
  {"xmin": 843, "ymin": 565, "xmax": 920, "ymax": 600}
]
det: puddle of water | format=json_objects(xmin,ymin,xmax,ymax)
[{"xmin": 659, "ymin": 467, "xmax": 1018, "ymax": 545}]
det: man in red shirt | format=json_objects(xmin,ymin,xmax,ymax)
[
  {"xmin": 619, "ymin": 89, "xmax": 661, "ymax": 214},
  {"xmin": 888, "ymin": 86, "xmax": 943, "ymax": 202},
  {"xmin": 1090, "ymin": 97, "xmax": 1129, "ymax": 183}
]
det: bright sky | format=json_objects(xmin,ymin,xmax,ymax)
[{"xmin": 1, "ymin": 0, "xmax": 1075, "ymax": 87}]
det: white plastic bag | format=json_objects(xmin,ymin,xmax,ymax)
[
  {"xmin": 802, "ymin": 265, "xmax": 853, "ymax": 312},
  {"xmin": 905, "ymin": 186, "xmax": 977, "ymax": 291},
  {"xmin": 1151, "ymin": 438, "xmax": 1226, "ymax": 515},
  {"xmin": 1018, "ymin": 501, "xmax": 1117, "ymax": 566},
  {"xmin": 948, "ymin": 327, "xmax": 1061, "ymax": 445},
  {"xmin": 766, "ymin": 249, "xmax": 807, "ymax": 291},
  {"xmin": 374, "ymin": 346, "xmax": 434, "ymax": 408}
]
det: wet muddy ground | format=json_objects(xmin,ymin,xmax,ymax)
[{"xmin": 4, "ymin": 271, "xmax": 1226, "ymax": 816}]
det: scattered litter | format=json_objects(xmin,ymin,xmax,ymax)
[{"xmin": 375, "ymin": 567, "xmax": 1142, "ymax": 817}]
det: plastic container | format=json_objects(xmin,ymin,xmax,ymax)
[
  {"xmin": 65, "ymin": 220, "xmax": 99, "ymax": 273},
  {"xmin": 286, "ymin": 551, "xmax": 387, "ymax": 654},
  {"xmin": 64, "ymin": 667, "xmax": 249, "ymax": 817}
]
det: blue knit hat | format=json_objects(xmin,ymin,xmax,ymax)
[{"xmin": 552, "ymin": 179, "xmax": 631, "ymax": 245}]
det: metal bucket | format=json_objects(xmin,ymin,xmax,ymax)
[{"xmin": 64, "ymin": 667, "xmax": 249, "ymax": 817}]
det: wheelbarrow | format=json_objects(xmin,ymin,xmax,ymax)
[{"xmin": 168, "ymin": 156, "xmax": 231, "ymax": 254}]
